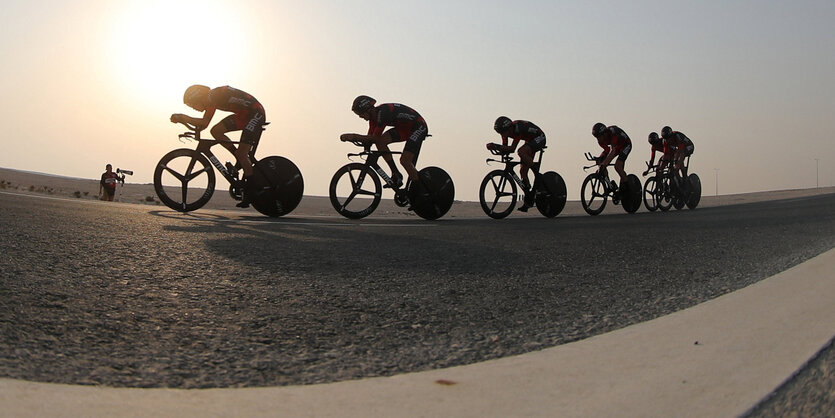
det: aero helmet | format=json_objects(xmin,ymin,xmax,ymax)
[
  {"xmin": 661, "ymin": 126, "xmax": 673, "ymax": 139},
  {"xmin": 494, "ymin": 116, "xmax": 512, "ymax": 133},
  {"xmin": 184, "ymin": 85, "xmax": 210, "ymax": 106},
  {"xmin": 352, "ymin": 95, "xmax": 376, "ymax": 115},
  {"xmin": 648, "ymin": 132, "xmax": 660, "ymax": 144},
  {"xmin": 592, "ymin": 122, "xmax": 607, "ymax": 138}
]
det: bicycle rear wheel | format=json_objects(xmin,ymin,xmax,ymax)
[
  {"xmin": 153, "ymin": 148, "xmax": 216, "ymax": 212},
  {"xmin": 622, "ymin": 174, "xmax": 642, "ymax": 213},
  {"xmin": 686, "ymin": 173, "xmax": 701, "ymax": 209},
  {"xmin": 411, "ymin": 166, "xmax": 455, "ymax": 220},
  {"xmin": 329, "ymin": 163, "xmax": 381, "ymax": 219},
  {"xmin": 535, "ymin": 171, "xmax": 567, "ymax": 218},
  {"xmin": 249, "ymin": 156, "xmax": 304, "ymax": 217},
  {"xmin": 643, "ymin": 177, "xmax": 658, "ymax": 212},
  {"xmin": 479, "ymin": 170, "xmax": 517, "ymax": 219},
  {"xmin": 581, "ymin": 173, "xmax": 607, "ymax": 216}
]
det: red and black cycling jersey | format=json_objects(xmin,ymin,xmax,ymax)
[
  {"xmin": 504, "ymin": 120, "xmax": 544, "ymax": 144},
  {"xmin": 597, "ymin": 125, "xmax": 632, "ymax": 158},
  {"xmin": 650, "ymin": 142, "xmax": 675, "ymax": 161},
  {"xmin": 206, "ymin": 86, "xmax": 263, "ymax": 114},
  {"xmin": 665, "ymin": 131, "xmax": 693, "ymax": 151},
  {"xmin": 367, "ymin": 103, "xmax": 426, "ymax": 137}
]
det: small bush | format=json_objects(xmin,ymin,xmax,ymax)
[
  {"xmin": 29, "ymin": 185, "xmax": 35, "ymax": 192},
  {"xmin": 145, "ymin": 196, "xmax": 155, "ymax": 202},
  {"xmin": 73, "ymin": 191, "xmax": 82, "ymax": 198}
]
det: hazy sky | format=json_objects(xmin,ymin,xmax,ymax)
[{"xmin": 1, "ymin": 0, "xmax": 833, "ymax": 200}]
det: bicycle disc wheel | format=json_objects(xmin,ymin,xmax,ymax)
[
  {"xmin": 329, "ymin": 163, "xmax": 381, "ymax": 219},
  {"xmin": 581, "ymin": 173, "xmax": 607, "ymax": 216},
  {"xmin": 535, "ymin": 171, "xmax": 567, "ymax": 218},
  {"xmin": 643, "ymin": 177, "xmax": 658, "ymax": 212},
  {"xmin": 622, "ymin": 174, "xmax": 642, "ymax": 214},
  {"xmin": 411, "ymin": 166, "xmax": 455, "ymax": 220},
  {"xmin": 479, "ymin": 170, "xmax": 517, "ymax": 219},
  {"xmin": 153, "ymin": 148, "xmax": 216, "ymax": 212},
  {"xmin": 686, "ymin": 173, "xmax": 701, "ymax": 209},
  {"xmin": 250, "ymin": 156, "xmax": 304, "ymax": 217}
]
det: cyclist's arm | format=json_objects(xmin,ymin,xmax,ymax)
[{"xmin": 171, "ymin": 108, "xmax": 216, "ymax": 130}]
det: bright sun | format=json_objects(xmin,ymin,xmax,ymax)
[{"xmin": 107, "ymin": 1, "xmax": 249, "ymax": 107}]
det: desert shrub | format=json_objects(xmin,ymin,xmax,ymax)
[
  {"xmin": 73, "ymin": 191, "xmax": 82, "ymax": 198},
  {"xmin": 29, "ymin": 185, "xmax": 35, "ymax": 191},
  {"xmin": 145, "ymin": 196, "xmax": 155, "ymax": 202},
  {"xmin": 0, "ymin": 180, "xmax": 6, "ymax": 189}
]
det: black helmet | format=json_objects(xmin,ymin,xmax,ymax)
[
  {"xmin": 494, "ymin": 116, "xmax": 512, "ymax": 133},
  {"xmin": 661, "ymin": 126, "xmax": 673, "ymax": 139},
  {"xmin": 648, "ymin": 132, "xmax": 660, "ymax": 144},
  {"xmin": 351, "ymin": 95, "xmax": 376, "ymax": 115},
  {"xmin": 592, "ymin": 122, "xmax": 607, "ymax": 138}
]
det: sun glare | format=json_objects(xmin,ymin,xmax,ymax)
[{"xmin": 107, "ymin": 1, "xmax": 249, "ymax": 107}]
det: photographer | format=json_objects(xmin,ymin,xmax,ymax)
[{"xmin": 99, "ymin": 164, "xmax": 124, "ymax": 202}]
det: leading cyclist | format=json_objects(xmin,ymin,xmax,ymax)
[
  {"xmin": 487, "ymin": 116, "xmax": 547, "ymax": 212},
  {"xmin": 170, "ymin": 85, "xmax": 266, "ymax": 207},
  {"xmin": 340, "ymin": 95, "xmax": 428, "ymax": 190}
]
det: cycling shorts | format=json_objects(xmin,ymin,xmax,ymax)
[
  {"xmin": 616, "ymin": 144, "xmax": 632, "ymax": 162},
  {"xmin": 386, "ymin": 123, "xmax": 428, "ymax": 155},
  {"xmin": 521, "ymin": 134, "xmax": 546, "ymax": 153},
  {"xmin": 220, "ymin": 106, "xmax": 266, "ymax": 147}
]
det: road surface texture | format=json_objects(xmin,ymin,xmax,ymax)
[{"xmin": 1, "ymin": 192, "xmax": 833, "ymax": 412}]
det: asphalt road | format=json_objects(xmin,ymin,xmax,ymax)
[{"xmin": 1, "ymin": 192, "xmax": 833, "ymax": 399}]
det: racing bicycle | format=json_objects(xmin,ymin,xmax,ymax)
[
  {"xmin": 580, "ymin": 152, "xmax": 641, "ymax": 216},
  {"xmin": 645, "ymin": 157, "xmax": 701, "ymax": 211},
  {"xmin": 329, "ymin": 139, "xmax": 455, "ymax": 220},
  {"xmin": 479, "ymin": 147, "xmax": 567, "ymax": 219},
  {"xmin": 153, "ymin": 122, "xmax": 304, "ymax": 217}
]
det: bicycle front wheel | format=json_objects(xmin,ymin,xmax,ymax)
[
  {"xmin": 581, "ymin": 173, "xmax": 607, "ymax": 216},
  {"xmin": 329, "ymin": 163, "xmax": 381, "ymax": 219},
  {"xmin": 153, "ymin": 148, "xmax": 216, "ymax": 212},
  {"xmin": 643, "ymin": 177, "xmax": 658, "ymax": 212},
  {"xmin": 657, "ymin": 175, "xmax": 674, "ymax": 212},
  {"xmin": 479, "ymin": 170, "xmax": 517, "ymax": 219}
]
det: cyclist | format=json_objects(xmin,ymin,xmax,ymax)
[
  {"xmin": 170, "ymin": 85, "xmax": 266, "ymax": 207},
  {"xmin": 340, "ymin": 95, "xmax": 428, "ymax": 190},
  {"xmin": 486, "ymin": 117, "xmax": 546, "ymax": 211},
  {"xmin": 591, "ymin": 122, "xmax": 632, "ymax": 198},
  {"xmin": 642, "ymin": 132, "xmax": 673, "ymax": 178},
  {"xmin": 660, "ymin": 126, "xmax": 694, "ymax": 180}
]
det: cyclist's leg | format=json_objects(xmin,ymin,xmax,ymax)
[
  {"xmin": 615, "ymin": 144, "xmax": 631, "ymax": 186},
  {"xmin": 211, "ymin": 116, "xmax": 248, "ymax": 173},
  {"xmin": 400, "ymin": 125, "xmax": 427, "ymax": 183},
  {"xmin": 376, "ymin": 129, "xmax": 403, "ymax": 181},
  {"xmin": 237, "ymin": 111, "xmax": 265, "ymax": 178}
]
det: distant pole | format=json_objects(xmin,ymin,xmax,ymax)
[
  {"xmin": 814, "ymin": 158, "xmax": 819, "ymax": 188},
  {"xmin": 714, "ymin": 168, "xmax": 719, "ymax": 196}
]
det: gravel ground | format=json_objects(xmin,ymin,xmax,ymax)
[{"xmin": 1, "ymin": 192, "xmax": 833, "ymax": 393}]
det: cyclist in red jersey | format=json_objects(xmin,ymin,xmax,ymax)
[
  {"xmin": 642, "ymin": 132, "xmax": 674, "ymax": 178},
  {"xmin": 661, "ymin": 126, "xmax": 695, "ymax": 180},
  {"xmin": 170, "ymin": 85, "xmax": 266, "ymax": 207},
  {"xmin": 340, "ymin": 95, "xmax": 428, "ymax": 189},
  {"xmin": 591, "ymin": 122, "xmax": 632, "ymax": 192},
  {"xmin": 486, "ymin": 116, "xmax": 547, "ymax": 211}
]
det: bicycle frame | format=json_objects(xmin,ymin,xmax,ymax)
[
  {"xmin": 486, "ymin": 148, "xmax": 546, "ymax": 190},
  {"xmin": 176, "ymin": 122, "xmax": 264, "ymax": 187},
  {"xmin": 345, "ymin": 140, "xmax": 404, "ymax": 191}
]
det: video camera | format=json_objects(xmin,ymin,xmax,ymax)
[{"xmin": 116, "ymin": 168, "xmax": 133, "ymax": 176}]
